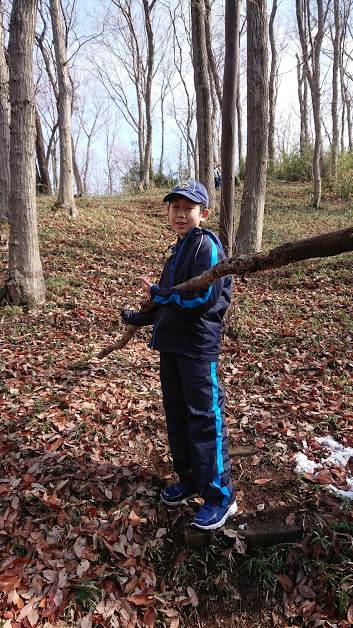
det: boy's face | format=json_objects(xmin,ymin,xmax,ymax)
[{"xmin": 168, "ymin": 196, "xmax": 209, "ymax": 238}]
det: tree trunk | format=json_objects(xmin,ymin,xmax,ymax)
[
  {"xmin": 35, "ymin": 108, "xmax": 52, "ymax": 195},
  {"xmin": 5, "ymin": 0, "xmax": 45, "ymax": 307},
  {"xmin": 296, "ymin": 0, "xmax": 326, "ymax": 209},
  {"xmin": 51, "ymin": 141, "xmax": 58, "ymax": 192},
  {"xmin": 141, "ymin": 0, "xmax": 155, "ymax": 190},
  {"xmin": 297, "ymin": 53, "xmax": 308, "ymax": 155},
  {"xmin": 219, "ymin": 0, "xmax": 240, "ymax": 256},
  {"xmin": 50, "ymin": 0, "xmax": 77, "ymax": 217},
  {"xmin": 191, "ymin": 0, "xmax": 214, "ymax": 208},
  {"xmin": 0, "ymin": 2, "xmax": 10, "ymax": 221},
  {"xmin": 204, "ymin": 0, "xmax": 222, "ymax": 109},
  {"xmin": 236, "ymin": 65, "xmax": 243, "ymax": 173},
  {"xmin": 268, "ymin": 0, "xmax": 278, "ymax": 168},
  {"xmin": 235, "ymin": 0, "xmax": 268, "ymax": 254},
  {"xmin": 71, "ymin": 135, "xmax": 83, "ymax": 196},
  {"xmin": 331, "ymin": 0, "xmax": 341, "ymax": 180}
]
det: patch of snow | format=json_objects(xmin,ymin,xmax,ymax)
[
  {"xmin": 295, "ymin": 436, "xmax": 353, "ymax": 501},
  {"xmin": 329, "ymin": 477, "xmax": 353, "ymax": 500},
  {"xmin": 295, "ymin": 452, "xmax": 320, "ymax": 474},
  {"xmin": 316, "ymin": 436, "xmax": 353, "ymax": 468}
]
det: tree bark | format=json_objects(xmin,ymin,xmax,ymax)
[
  {"xmin": 71, "ymin": 136, "xmax": 83, "ymax": 196},
  {"xmin": 141, "ymin": 1, "xmax": 155, "ymax": 190},
  {"xmin": 5, "ymin": 0, "xmax": 45, "ymax": 307},
  {"xmin": 204, "ymin": 0, "xmax": 222, "ymax": 109},
  {"xmin": 331, "ymin": 0, "xmax": 341, "ymax": 180},
  {"xmin": 219, "ymin": 0, "xmax": 240, "ymax": 256},
  {"xmin": 296, "ymin": 53, "xmax": 310, "ymax": 155},
  {"xmin": 50, "ymin": 0, "xmax": 77, "ymax": 217},
  {"xmin": 236, "ymin": 65, "xmax": 243, "ymax": 173},
  {"xmin": 235, "ymin": 0, "xmax": 268, "ymax": 254},
  {"xmin": 191, "ymin": 0, "xmax": 214, "ymax": 208},
  {"xmin": 296, "ymin": 0, "xmax": 327, "ymax": 208},
  {"xmin": 0, "ymin": 2, "xmax": 10, "ymax": 221},
  {"xmin": 268, "ymin": 0, "xmax": 278, "ymax": 168},
  {"xmin": 35, "ymin": 108, "xmax": 52, "ymax": 195}
]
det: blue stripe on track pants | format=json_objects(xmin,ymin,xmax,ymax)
[{"xmin": 160, "ymin": 352, "xmax": 234, "ymax": 506}]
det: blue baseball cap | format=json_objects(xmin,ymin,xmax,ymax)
[{"xmin": 163, "ymin": 181, "xmax": 209, "ymax": 207}]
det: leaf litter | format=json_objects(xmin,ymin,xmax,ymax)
[{"xmin": 0, "ymin": 184, "xmax": 353, "ymax": 627}]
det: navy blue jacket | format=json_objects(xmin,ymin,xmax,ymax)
[{"xmin": 129, "ymin": 227, "xmax": 232, "ymax": 359}]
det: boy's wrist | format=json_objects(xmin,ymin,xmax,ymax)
[{"xmin": 150, "ymin": 283, "xmax": 159, "ymax": 300}]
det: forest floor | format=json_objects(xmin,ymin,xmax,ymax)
[{"xmin": 0, "ymin": 182, "xmax": 353, "ymax": 628}]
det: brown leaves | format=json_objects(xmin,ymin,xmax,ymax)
[{"xmin": 276, "ymin": 574, "xmax": 294, "ymax": 593}]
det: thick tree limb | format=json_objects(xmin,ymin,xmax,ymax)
[
  {"xmin": 175, "ymin": 226, "xmax": 353, "ymax": 292},
  {"xmin": 97, "ymin": 325, "xmax": 137, "ymax": 358},
  {"xmin": 97, "ymin": 226, "xmax": 353, "ymax": 358}
]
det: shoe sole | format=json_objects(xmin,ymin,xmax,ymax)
[
  {"xmin": 191, "ymin": 500, "xmax": 238, "ymax": 530},
  {"xmin": 161, "ymin": 493, "xmax": 197, "ymax": 507}
]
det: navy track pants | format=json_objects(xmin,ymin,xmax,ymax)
[{"xmin": 160, "ymin": 352, "xmax": 234, "ymax": 506}]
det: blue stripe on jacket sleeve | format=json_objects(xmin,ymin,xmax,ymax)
[{"xmin": 152, "ymin": 239, "xmax": 218, "ymax": 309}]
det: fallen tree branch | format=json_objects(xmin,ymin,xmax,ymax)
[
  {"xmin": 174, "ymin": 226, "xmax": 353, "ymax": 292},
  {"xmin": 97, "ymin": 226, "xmax": 353, "ymax": 358},
  {"xmin": 97, "ymin": 325, "xmax": 137, "ymax": 358}
]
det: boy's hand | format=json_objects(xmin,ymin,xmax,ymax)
[{"xmin": 140, "ymin": 273, "xmax": 153, "ymax": 296}]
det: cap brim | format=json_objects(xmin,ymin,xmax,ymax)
[{"xmin": 163, "ymin": 191, "xmax": 203, "ymax": 204}]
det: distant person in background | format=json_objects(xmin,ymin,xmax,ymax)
[{"xmin": 214, "ymin": 167, "xmax": 221, "ymax": 191}]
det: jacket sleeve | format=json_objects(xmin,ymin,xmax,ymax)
[
  {"xmin": 122, "ymin": 304, "xmax": 161, "ymax": 327},
  {"xmin": 150, "ymin": 236, "xmax": 222, "ymax": 316}
]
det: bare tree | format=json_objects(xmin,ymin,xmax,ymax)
[
  {"xmin": 168, "ymin": 2, "xmax": 197, "ymax": 178},
  {"xmin": 50, "ymin": 0, "xmax": 76, "ymax": 216},
  {"xmin": 296, "ymin": 52, "xmax": 310, "ymax": 154},
  {"xmin": 0, "ymin": 0, "xmax": 9, "ymax": 220},
  {"xmin": 191, "ymin": 0, "xmax": 214, "ymax": 207},
  {"xmin": 296, "ymin": 0, "xmax": 329, "ymax": 208},
  {"xmin": 96, "ymin": 0, "xmax": 158, "ymax": 190},
  {"xmin": 80, "ymin": 103, "xmax": 103, "ymax": 195},
  {"xmin": 5, "ymin": 0, "xmax": 45, "ymax": 306},
  {"xmin": 35, "ymin": 107, "xmax": 52, "ymax": 194},
  {"xmin": 141, "ymin": 0, "xmax": 156, "ymax": 189},
  {"xmin": 235, "ymin": 0, "xmax": 269, "ymax": 254},
  {"xmin": 204, "ymin": 0, "xmax": 222, "ymax": 109},
  {"xmin": 330, "ymin": 0, "xmax": 341, "ymax": 179},
  {"xmin": 268, "ymin": 0, "xmax": 278, "ymax": 168},
  {"xmin": 219, "ymin": 0, "xmax": 241, "ymax": 256},
  {"xmin": 339, "ymin": 0, "xmax": 353, "ymax": 152}
]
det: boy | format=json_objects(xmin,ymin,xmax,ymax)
[{"xmin": 122, "ymin": 181, "xmax": 236, "ymax": 530}]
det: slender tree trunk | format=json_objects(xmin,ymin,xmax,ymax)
[
  {"xmin": 71, "ymin": 136, "xmax": 83, "ymax": 195},
  {"xmin": 235, "ymin": 0, "xmax": 268, "ymax": 254},
  {"xmin": 347, "ymin": 98, "xmax": 353, "ymax": 151},
  {"xmin": 236, "ymin": 66, "xmax": 243, "ymax": 173},
  {"xmin": 0, "ymin": 2, "xmax": 10, "ymax": 221},
  {"xmin": 141, "ymin": 1, "xmax": 155, "ymax": 190},
  {"xmin": 50, "ymin": 0, "xmax": 77, "ymax": 217},
  {"xmin": 331, "ymin": 0, "xmax": 341, "ymax": 180},
  {"xmin": 51, "ymin": 143, "xmax": 58, "ymax": 192},
  {"xmin": 268, "ymin": 0, "xmax": 278, "ymax": 168},
  {"xmin": 204, "ymin": 0, "xmax": 222, "ymax": 109},
  {"xmin": 219, "ymin": 0, "xmax": 240, "ymax": 256},
  {"xmin": 191, "ymin": 0, "xmax": 214, "ymax": 207},
  {"xmin": 159, "ymin": 94, "xmax": 165, "ymax": 176},
  {"xmin": 296, "ymin": 0, "xmax": 326, "ymax": 209},
  {"xmin": 35, "ymin": 108, "xmax": 52, "ymax": 195},
  {"xmin": 5, "ymin": 0, "xmax": 45, "ymax": 306}
]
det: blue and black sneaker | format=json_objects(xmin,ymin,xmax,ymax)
[
  {"xmin": 191, "ymin": 499, "xmax": 238, "ymax": 530},
  {"xmin": 161, "ymin": 482, "xmax": 197, "ymax": 507}
]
